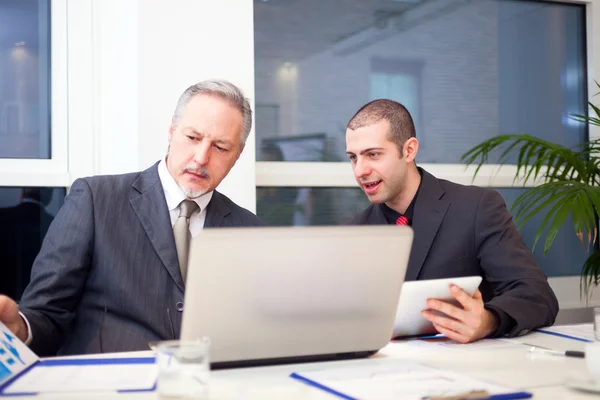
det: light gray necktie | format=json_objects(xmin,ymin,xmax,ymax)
[{"xmin": 174, "ymin": 200, "xmax": 199, "ymax": 281}]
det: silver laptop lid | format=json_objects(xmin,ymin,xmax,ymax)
[{"xmin": 181, "ymin": 225, "xmax": 413, "ymax": 364}]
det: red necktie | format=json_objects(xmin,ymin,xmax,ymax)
[{"xmin": 396, "ymin": 215, "xmax": 409, "ymax": 226}]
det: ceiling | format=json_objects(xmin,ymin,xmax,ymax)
[{"xmin": 254, "ymin": 0, "xmax": 427, "ymax": 62}]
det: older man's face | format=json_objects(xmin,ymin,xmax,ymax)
[{"xmin": 166, "ymin": 94, "xmax": 244, "ymax": 198}]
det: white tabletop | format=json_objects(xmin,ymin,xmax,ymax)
[{"xmin": 5, "ymin": 326, "xmax": 599, "ymax": 399}]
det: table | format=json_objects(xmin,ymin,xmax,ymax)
[{"xmin": 5, "ymin": 327, "xmax": 599, "ymax": 399}]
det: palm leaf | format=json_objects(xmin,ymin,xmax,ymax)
[
  {"xmin": 462, "ymin": 82, "xmax": 600, "ymax": 298},
  {"xmin": 460, "ymin": 135, "xmax": 590, "ymax": 185},
  {"xmin": 511, "ymin": 182, "xmax": 597, "ymax": 254},
  {"xmin": 582, "ymin": 251, "xmax": 600, "ymax": 301}
]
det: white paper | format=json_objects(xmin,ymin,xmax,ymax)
[
  {"xmin": 538, "ymin": 323, "xmax": 594, "ymax": 341},
  {"xmin": 0, "ymin": 321, "xmax": 39, "ymax": 387},
  {"xmin": 295, "ymin": 363, "xmax": 521, "ymax": 400},
  {"xmin": 389, "ymin": 336, "xmax": 521, "ymax": 352},
  {"xmin": 3, "ymin": 363, "xmax": 157, "ymax": 394}
]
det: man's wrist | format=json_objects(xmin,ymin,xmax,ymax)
[
  {"xmin": 17, "ymin": 312, "xmax": 32, "ymax": 344},
  {"xmin": 483, "ymin": 309, "xmax": 500, "ymax": 338}
]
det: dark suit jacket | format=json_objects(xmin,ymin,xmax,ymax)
[
  {"xmin": 350, "ymin": 168, "xmax": 559, "ymax": 336},
  {"xmin": 19, "ymin": 162, "xmax": 263, "ymax": 356}
]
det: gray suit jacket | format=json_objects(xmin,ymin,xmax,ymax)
[
  {"xmin": 19, "ymin": 162, "xmax": 263, "ymax": 356},
  {"xmin": 350, "ymin": 168, "xmax": 558, "ymax": 336}
]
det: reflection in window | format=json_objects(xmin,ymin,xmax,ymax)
[
  {"xmin": 256, "ymin": 186, "xmax": 584, "ymax": 277},
  {"xmin": 256, "ymin": 187, "xmax": 370, "ymax": 227},
  {"xmin": 254, "ymin": 0, "xmax": 587, "ymax": 162},
  {"xmin": 0, "ymin": 187, "xmax": 65, "ymax": 299},
  {"xmin": 370, "ymin": 58, "xmax": 423, "ymax": 139},
  {"xmin": 260, "ymin": 134, "xmax": 331, "ymax": 162},
  {"xmin": 496, "ymin": 187, "xmax": 588, "ymax": 278},
  {"xmin": 0, "ymin": 0, "xmax": 51, "ymax": 159}
]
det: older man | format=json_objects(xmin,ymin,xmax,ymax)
[{"xmin": 0, "ymin": 80, "xmax": 263, "ymax": 356}]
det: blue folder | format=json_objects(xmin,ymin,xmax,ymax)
[
  {"xmin": 535, "ymin": 328, "xmax": 593, "ymax": 343},
  {"xmin": 290, "ymin": 371, "xmax": 533, "ymax": 400},
  {"xmin": 0, "ymin": 322, "xmax": 157, "ymax": 396},
  {"xmin": 0, "ymin": 357, "xmax": 157, "ymax": 396}
]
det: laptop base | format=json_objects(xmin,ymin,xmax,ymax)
[{"xmin": 211, "ymin": 349, "xmax": 378, "ymax": 370}]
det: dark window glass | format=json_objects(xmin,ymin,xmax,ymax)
[
  {"xmin": 496, "ymin": 187, "xmax": 588, "ymax": 277},
  {"xmin": 0, "ymin": 187, "xmax": 65, "ymax": 299},
  {"xmin": 257, "ymin": 187, "xmax": 370, "ymax": 227},
  {"xmin": 0, "ymin": 0, "xmax": 51, "ymax": 159},
  {"xmin": 257, "ymin": 186, "xmax": 583, "ymax": 277}
]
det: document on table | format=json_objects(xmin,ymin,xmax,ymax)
[
  {"xmin": 391, "ymin": 336, "xmax": 521, "ymax": 351},
  {"xmin": 291, "ymin": 363, "xmax": 531, "ymax": 400},
  {"xmin": 536, "ymin": 323, "xmax": 594, "ymax": 342},
  {"xmin": 0, "ymin": 319, "xmax": 157, "ymax": 395},
  {"xmin": 3, "ymin": 360, "xmax": 157, "ymax": 394}
]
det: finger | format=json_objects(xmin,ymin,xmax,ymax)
[
  {"xmin": 472, "ymin": 289, "xmax": 483, "ymax": 301},
  {"xmin": 426, "ymin": 297, "xmax": 467, "ymax": 322},
  {"xmin": 449, "ymin": 284, "xmax": 478, "ymax": 310},
  {"xmin": 0, "ymin": 296, "xmax": 18, "ymax": 318},
  {"xmin": 0, "ymin": 296, "xmax": 11, "ymax": 317},
  {"xmin": 422, "ymin": 310, "xmax": 468, "ymax": 335},
  {"xmin": 431, "ymin": 322, "xmax": 470, "ymax": 344}
]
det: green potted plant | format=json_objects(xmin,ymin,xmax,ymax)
[{"xmin": 460, "ymin": 85, "xmax": 600, "ymax": 298}]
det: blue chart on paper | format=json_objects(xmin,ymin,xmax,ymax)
[
  {"xmin": 0, "ymin": 328, "xmax": 25, "ymax": 383},
  {"xmin": 0, "ymin": 360, "xmax": 10, "ymax": 382},
  {"xmin": 1, "ymin": 331, "xmax": 25, "ymax": 365}
]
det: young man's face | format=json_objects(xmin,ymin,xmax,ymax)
[
  {"xmin": 166, "ymin": 94, "xmax": 244, "ymax": 199},
  {"xmin": 346, "ymin": 119, "xmax": 413, "ymax": 205}
]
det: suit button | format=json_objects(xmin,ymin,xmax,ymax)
[{"xmin": 176, "ymin": 302, "xmax": 184, "ymax": 312}]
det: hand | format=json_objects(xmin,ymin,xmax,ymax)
[
  {"xmin": 0, "ymin": 295, "xmax": 28, "ymax": 342},
  {"xmin": 421, "ymin": 285, "xmax": 499, "ymax": 343}
]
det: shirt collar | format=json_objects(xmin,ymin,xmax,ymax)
[
  {"xmin": 381, "ymin": 168, "xmax": 423, "ymax": 225},
  {"xmin": 158, "ymin": 158, "xmax": 213, "ymax": 214}
]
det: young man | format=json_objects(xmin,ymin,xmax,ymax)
[
  {"xmin": 346, "ymin": 99, "xmax": 558, "ymax": 343},
  {"xmin": 0, "ymin": 80, "xmax": 263, "ymax": 356}
]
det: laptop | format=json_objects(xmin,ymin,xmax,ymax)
[{"xmin": 181, "ymin": 225, "xmax": 413, "ymax": 368}]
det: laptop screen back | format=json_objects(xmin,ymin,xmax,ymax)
[{"xmin": 181, "ymin": 225, "xmax": 413, "ymax": 365}]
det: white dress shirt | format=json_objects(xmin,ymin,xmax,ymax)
[
  {"xmin": 158, "ymin": 158, "xmax": 213, "ymax": 236},
  {"xmin": 21, "ymin": 159, "xmax": 212, "ymax": 345}
]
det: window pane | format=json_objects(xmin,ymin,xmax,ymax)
[
  {"xmin": 257, "ymin": 186, "xmax": 583, "ymax": 277},
  {"xmin": 255, "ymin": 0, "xmax": 587, "ymax": 162},
  {"xmin": 257, "ymin": 187, "xmax": 370, "ymax": 226},
  {"xmin": 496, "ymin": 187, "xmax": 588, "ymax": 277},
  {"xmin": 0, "ymin": 0, "xmax": 51, "ymax": 159},
  {"xmin": 0, "ymin": 187, "xmax": 65, "ymax": 300}
]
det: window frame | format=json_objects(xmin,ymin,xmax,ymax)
[
  {"xmin": 254, "ymin": 0, "xmax": 600, "ymax": 308},
  {"xmin": 0, "ymin": 0, "xmax": 69, "ymax": 187}
]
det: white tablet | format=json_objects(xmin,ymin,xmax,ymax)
[{"xmin": 392, "ymin": 276, "xmax": 483, "ymax": 338}]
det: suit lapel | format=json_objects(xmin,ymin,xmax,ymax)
[
  {"xmin": 405, "ymin": 169, "xmax": 450, "ymax": 281},
  {"xmin": 130, "ymin": 163, "xmax": 184, "ymax": 291},
  {"xmin": 204, "ymin": 191, "xmax": 231, "ymax": 228}
]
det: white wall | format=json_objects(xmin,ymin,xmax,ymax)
[{"xmin": 67, "ymin": 0, "xmax": 256, "ymax": 211}]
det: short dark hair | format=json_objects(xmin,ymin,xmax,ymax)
[{"xmin": 346, "ymin": 99, "xmax": 416, "ymax": 154}]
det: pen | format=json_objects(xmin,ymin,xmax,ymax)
[
  {"xmin": 424, "ymin": 390, "xmax": 532, "ymax": 400},
  {"xmin": 485, "ymin": 392, "xmax": 532, "ymax": 399},
  {"xmin": 528, "ymin": 346, "xmax": 585, "ymax": 358}
]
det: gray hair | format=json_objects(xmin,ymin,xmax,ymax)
[{"xmin": 172, "ymin": 79, "xmax": 253, "ymax": 146}]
